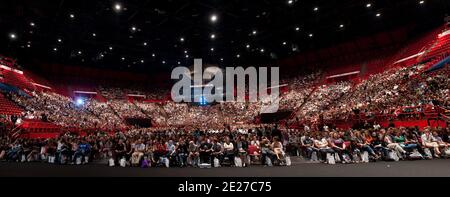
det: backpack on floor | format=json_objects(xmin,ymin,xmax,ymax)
[
  {"xmin": 326, "ymin": 153, "xmax": 336, "ymax": 165},
  {"xmin": 408, "ymin": 149, "xmax": 423, "ymax": 160},
  {"xmin": 343, "ymin": 154, "xmax": 352, "ymax": 163},
  {"xmin": 423, "ymin": 148, "xmax": 433, "ymax": 159},
  {"xmin": 361, "ymin": 151, "xmax": 369, "ymax": 163},
  {"xmin": 386, "ymin": 150, "xmax": 399, "ymax": 161},
  {"xmin": 213, "ymin": 158, "xmax": 220, "ymax": 167},
  {"xmin": 265, "ymin": 157, "xmax": 273, "ymax": 167},
  {"xmin": 285, "ymin": 156, "xmax": 291, "ymax": 166},
  {"xmin": 119, "ymin": 157, "xmax": 127, "ymax": 167},
  {"xmin": 108, "ymin": 158, "xmax": 115, "ymax": 167},
  {"xmin": 234, "ymin": 157, "xmax": 243, "ymax": 167}
]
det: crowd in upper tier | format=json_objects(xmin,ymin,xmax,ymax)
[{"xmin": 2, "ymin": 59, "xmax": 449, "ymax": 132}]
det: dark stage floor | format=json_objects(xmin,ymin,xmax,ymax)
[{"xmin": 1, "ymin": 158, "xmax": 450, "ymax": 177}]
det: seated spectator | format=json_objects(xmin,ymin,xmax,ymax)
[
  {"xmin": 223, "ymin": 137, "xmax": 235, "ymax": 166},
  {"xmin": 421, "ymin": 129, "xmax": 442, "ymax": 157},
  {"xmin": 131, "ymin": 139, "xmax": 145, "ymax": 166}
]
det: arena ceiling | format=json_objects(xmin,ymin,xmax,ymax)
[{"xmin": 0, "ymin": 0, "xmax": 449, "ymax": 74}]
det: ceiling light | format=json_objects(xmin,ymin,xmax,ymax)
[
  {"xmin": 236, "ymin": 54, "xmax": 240, "ymax": 58},
  {"xmin": 30, "ymin": 22, "xmax": 35, "ymax": 27},
  {"xmin": 309, "ymin": 33, "xmax": 313, "ymax": 37},
  {"xmin": 9, "ymin": 33, "xmax": 17, "ymax": 40},
  {"xmin": 177, "ymin": 61, "xmax": 181, "ymax": 65},
  {"xmin": 339, "ymin": 24, "xmax": 344, "ymax": 28},
  {"xmin": 184, "ymin": 50, "xmax": 188, "ymax": 54},
  {"xmin": 282, "ymin": 42, "xmax": 287, "ymax": 45},
  {"xmin": 69, "ymin": 14, "xmax": 75, "ymax": 19},
  {"xmin": 260, "ymin": 49, "xmax": 264, "ymax": 53},
  {"xmin": 295, "ymin": 27, "xmax": 300, "ymax": 31},
  {"xmin": 252, "ymin": 30, "xmax": 257, "ymax": 35},
  {"xmin": 313, "ymin": 7, "xmax": 319, "ymax": 11},
  {"xmin": 143, "ymin": 42, "xmax": 147, "ymax": 46},
  {"xmin": 121, "ymin": 57, "xmax": 125, "ymax": 61},
  {"xmin": 26, "ymin": 44, "xmax": 31, "ymax": 48},
  {"xmin": 53, "ymin": 48, "xmax": 57, "ymax": 51},
  {"xmin": 78, "ymin": 51, "xmax": 82, "ymax": 55},
  {"xmin": 366, "ymin": 3, "xmax": 372, "ymax": 8},
  {"xmin": 288, "ymin": 0, "xmax": 293, "ymax": 5},
  {"xmin": 246, "ymin": 44, "xmax": 250, "ymax": 48},
  {"xmin": 376, "ymin": 13, "xmax": 381, "ymax": 17},
  {"xmin": 131, "ymin": 26, "xmax": 137, "ymax": 31},
  {"xmin": 210, "ymin": 34, "xmax": 216, "ymax": 39},
  {"xmin": 57, "ymin": 38, "xmax": 62, "ymax": 43},
  {"xmin": 180, "ymin": 37, "xmax": 184, "ymax": 42},
  {"xmin": 92, "ymin": 33, "xmax": 96, "ymax": 37},
  {"xmin": 114, "ymin": 3, "xmax": 122, "ymax": 11},
  {"xmin": 140, "ymin": 59, "xmax": 144, "ymax": 63},
  {"xmin": 185, "ymin": 55, "xmax": 189, "ymax": 58},
  {"xmin": 152, "ymin": 53, "xmax": 155, "ymax": 57},
  {"xmin": 210, "ymin": 14, "xmax": 218, "ymax": 22},
  {"xmin": 220, "ymin": 58, "xmax": 224, "ymax": 61},
  {"xmin": 419, "ymin": 1, "xmax": 425, "ymax": 4},
  {"xmin": 162, "ymin": 60, "xmax": 166, "ymax": 64},
  {"xmin": 109, "ymin": 46, "xmax": 113, "ymax": 50},
  {"xmin": 210, "ymin": 48, "xmax": 214, "ymax": 51}
]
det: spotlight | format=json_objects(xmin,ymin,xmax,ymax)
[{"xmin": 75, "ymin": 98, "xmax": 84, "ymax": 106}]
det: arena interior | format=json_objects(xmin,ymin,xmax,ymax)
[{"xmin": 0, "ymin": 0, "xmax": 450, "ymax": 177}]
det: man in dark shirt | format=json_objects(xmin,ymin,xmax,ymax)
[{"xmin": 199, "ymin": 138, "xmax": 213, "ymax": 164}]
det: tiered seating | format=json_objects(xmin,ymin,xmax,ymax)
[
  {"xmin": 422, "ymin": 29, "xmax": 450, "ymax": 60},
  {"xmin": 1, "ymin": 69, "xmax": 35, "ymax": 91},
  {"xmin": 390, "ymin": 27, "xmax": 444, "ymax": 67},
  {"xmin": 0, "ymin": 93, "xmax": 23, "ymax": 115}
]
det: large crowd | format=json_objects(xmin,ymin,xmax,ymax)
[{"xmin": 0, "ymin": 52, "xmax": 449, "ymax": 168}]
